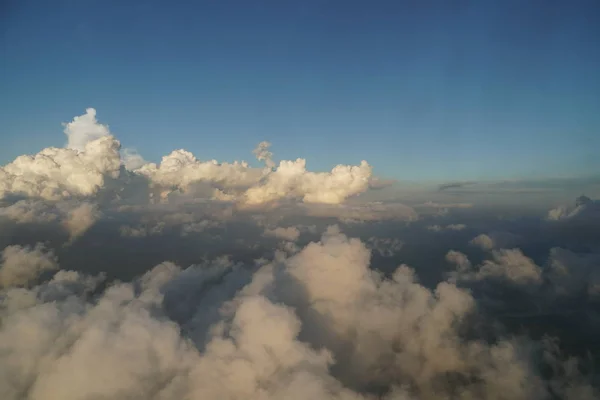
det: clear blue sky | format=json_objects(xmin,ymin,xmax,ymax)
[{"xmin": 1, "ymin": 0, "xmax": 599, "ymax": 182}]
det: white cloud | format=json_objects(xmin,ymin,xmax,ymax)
[
  {"xmin": 0, "ymin": 134, "xmax": 121, "ymax": 201},
  {"xmin": 63, "ymin": 108, "xmax": 111, "ymax": 151}
]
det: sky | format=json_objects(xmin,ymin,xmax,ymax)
[{"xmin": 1, "ymin": 0, "xmax": 599, "ymax": 182}]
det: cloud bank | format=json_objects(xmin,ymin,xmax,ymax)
[{"xmin": 1, "ymin": 108, "xmax": 599, "ymax": 399}]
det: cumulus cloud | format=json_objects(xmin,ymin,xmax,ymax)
[
  {"xmin": 243, "ymin": 159, "xmax": 372, "ymax": 206},
  {"xmin": 547, "ymin": 195, "xmax": 600, "ymax": 223},
  {"xmin": 0, "ymin": 244, "xmax": 57, "ymax": 288},
  {"xmin": 63, "ymin": 108, "xmax": 111, "ymax": 151},
  {"xmin": 0, "ymin": 228, "xmax": 596, "ymax": 399},
  {"xmin": 450, "ymin": 248, "xmax": 543, "ymax": 285},
  {"xmin": 120, "ymin": 148, "xmax": 147, "ymax": 171},
  {"xmin": 0, "ymin": 131, "xmax": 121, "ymax": 201},
  {"xmin": 62, "ymin": 202, "xmax": 100, "ymax": 242},
  {"xmin": 470, "ymin": 231, "xmax": 520, "ymax": 251},
  {"xmin": 1, "ymin": 109, "xmax": 600, "ymax": 399},
  {"xmin": 0, "ymin": 200, "xmax": 59, "ymax": 224},
  {"xmin": 2, "ymin": 109, "xmax": 377, "ymax": 209}
]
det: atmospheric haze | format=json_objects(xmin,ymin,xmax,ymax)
[{"xmin": 1, "ymin": 109, "xmax": 600, "ymax": 400}]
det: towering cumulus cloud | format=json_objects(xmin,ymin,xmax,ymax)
[
  {"xmin": 0, "ymin": 109, "xmax": 121, "ymax": 201},
  {"xmin": 1, "ymin": 108, "xmax": 373, "ymax": 212},
  {"xmin": 63, "ymin": 108, "xmax": 112, "ymax": 151}
]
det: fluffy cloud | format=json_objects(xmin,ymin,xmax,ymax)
[
  {"xmin": 449, "ymin": 248, "xmax": 543, "ymax": 285},
  {"xmin": 0, "ymin": 228, "xmax": 596, "ymax": 399},
  {"xmin": 0, "ymin": 244, "xmax": 57, "ymax": 288},
  {"xmin": 470, "ymin": 231, "xmax": 521, "ymax": 251},
  {"xmin": 62, "ymin": 202, "xmax": 100, "ymax": 242},
  {"xmin": 0, "ymin": 134, "xmax": 121, "ymax": 201},
  {"xmin": 1, "ymin": 109, "xmax": 600, "ymax": 399},
  {"xmin": 2, "ymin": 109, "xmax": 375, "ymax": 209},
  {"xmin": 242, "ymin": 159, "xmax": 372, "ymax": 206},
  {"xmin": 548, "ymin": 195, "xmax": 600, "ymax": 223},
  {"xmin": 63, "ymin": 108, "xmax": 111, "ymax": 151}
]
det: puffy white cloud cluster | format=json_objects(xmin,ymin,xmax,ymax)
[
  {"xmin": 1, "ymin": 109, "xmax": 375, "ymax": 211},
  {"xmin": 0, "ymin": 135, "xmax": 121, "ymax": 201},
  {"xmin": 0, "ymin": 229, "xmax": 595, "ymax": 400},
  {"xmin": 63, "ymin": 108, "xmax": 111, "ymax": 151},
  {"xmin": 243, "ymin": 159, "xmax": 372, "ymax": 206},
  {"xmin": 136, "ymin": 150, "xmax": 265, "ymax": 196}
]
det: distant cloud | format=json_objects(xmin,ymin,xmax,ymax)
[
  {"xmin": 263, "ymin": 226, "xmax": 300, "ymax": 242},
  {"xmin": 437, "ymin": 181, "xmax": 477, "ymax": 191},
  {"xmin": 428, "ymin": 223, "xmax": 467, "ymax": 232},
  {"xmin": 470, "ymin": 231, "xmax": 521, "ymax": 251}
]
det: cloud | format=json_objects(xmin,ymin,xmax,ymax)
[
  {"xmin": 242, "ymin": 159, "xmax": 372, "ymax": 206},
  {"xmin": 0, "ymin": 199, "xmax": 101, "ymax": 242},
  {"xmin": 368, "ymin": 176, "xmax": 396, "ymax": 190},
  {"xmin": 427, "ymin": 223, "xmax": 467, "ymax": 232},
  {"xmin": 2, "ymin": 109, "xmax": 377, "ymax": 209},
  {"xmin": 252, "ymin": 141, "xmax": 275, "ymax": 169},
  {"xmin": 450, "ymin": 248, "xmax": 543, "ymax": 285},
  {"xmin": 263, "ymin": 226, "xmax": 300, "ymax": 241},
  {"xmin": 470, "ymin": 231, "xmax": 520, "ymax": 251},
  {"xmin": 547, "ymin": 195, "xmax": 600, "ymax": 223},
  {"xmin": 0, "ymin": 134, "xmax": 121, "ymax": 201},
  {"xmin": 120, "ymin": 148, "xmax": 147, "ymax": 171},
  {"xmin": 437, "ymin": 181, "xmax": 477, "ymax": 191},
  {"xmin": 63, "ymin": 108, "xmax": 111, "ymax": 151},
  {"xmin": 0, "ymin": 244, "xmax": 57, "ymax": 288},
  {"xmin": 1, "ymin": 109, "xmax": 600, "ymax": 399},
  {"xmin": 366, "ymin": 237, "xmax": 404, "ymax": 256},
  {"xmin": 0, "ymin": 228, "xmax": 596, "ymax": 399},
  {"xmin": 62, "ymin": 202, "xmax": 100, "ymax": 242},
  {"xmin": 303, "ymin": 202, "xmax": 418, "ymax": 223}
]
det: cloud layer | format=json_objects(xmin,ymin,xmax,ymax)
[{"xmin": 1, "ymin": 108, "xmax": 600, "ymax": 399}]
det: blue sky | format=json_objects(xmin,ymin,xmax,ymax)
[{"xmin": 1, "ymin": 0, "xmax": 599, "ymax": 182}]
